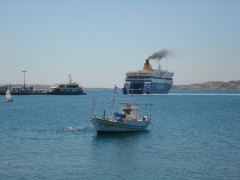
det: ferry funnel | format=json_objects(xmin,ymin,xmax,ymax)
[{"xmin": 143, "ymin": 59, "xmax": 153, "ymax": 72}]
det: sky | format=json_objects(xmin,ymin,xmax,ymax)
[{"xmin": 0, "ymin": 0, "xmax": 240, "ymax": 88}]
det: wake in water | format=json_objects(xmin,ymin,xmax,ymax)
[
  {"xmin": 63, "ymin": 123, "xmax": 91, "ymax": 131},
  {"xmin": 64, "ymin": 127, "xmax": 81, "ymax": 131}
]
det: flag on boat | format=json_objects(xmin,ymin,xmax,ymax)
[{"xmin": 114, "ymin": 85, "xmax": 121, "ymax": 94}]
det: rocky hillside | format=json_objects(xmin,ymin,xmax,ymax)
[{"xmin": 172, "ymin": 81, "xmax": 240, "ymax": 90}]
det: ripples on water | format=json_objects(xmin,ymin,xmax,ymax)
[{"xmin": 0, "ymin": 90, "xmax": 240, "ymax": 179}]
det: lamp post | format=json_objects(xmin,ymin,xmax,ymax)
[{"xmin": 22, "ymin": 70, "xmax": 27, "ymax": 90}]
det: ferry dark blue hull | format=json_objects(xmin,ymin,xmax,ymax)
[{"xmin": 123, "ymin": 82, "xmax": 172, "ymax": 94}]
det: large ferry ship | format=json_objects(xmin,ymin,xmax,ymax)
[
  {"xmin": 123, "ymin": 60, "xmax": 174, "ymax": 94},
  {"xmin": 47, "ymin": 75, "xmax": 86, "ymax": 95}
]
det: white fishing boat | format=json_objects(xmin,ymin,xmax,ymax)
[
  {"xmin": 91, "ymin": 85, "xmax": 152, "ymax": 134},
  {"xmin": 5, "ymin": 89, "xmax": 13, "ymax": 102}
]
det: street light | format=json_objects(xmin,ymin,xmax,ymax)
[{"xmin": 22, "ymin": 70, "xmax": 27, "ymax": 89}]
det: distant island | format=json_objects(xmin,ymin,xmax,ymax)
[
  {"xmin": 1, "ymin": 81, "xmax": 240, "ymax": 93},
  {"xmin": 172, "ymin": 81, "xmax": 240, "ymax": 91}
]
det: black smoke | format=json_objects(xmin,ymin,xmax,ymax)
[{"xmin": 147, "ymin": 49, "xmax": 171, "ymax": 61}]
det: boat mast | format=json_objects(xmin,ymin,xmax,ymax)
[{"xmin": 69, "ymin": 74, "xmax": 72, "ymax": 84}]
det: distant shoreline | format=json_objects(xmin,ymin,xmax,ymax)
[
  {"xmin": 1, "ymin": 80, "xmax": 240, "ymax": 91},
  {"xmin": 83, "ymin": 88, "xmax": 112, "ymax": 90}
]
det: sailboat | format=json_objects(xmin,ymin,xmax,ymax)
[{"xmin": 5, "ymin": 89, "xmax": 13, "ymax": 102}]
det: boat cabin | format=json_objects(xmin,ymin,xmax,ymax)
[{"xmin": 121, "ymin": 105, "xmax": 139, "ymax": 120}]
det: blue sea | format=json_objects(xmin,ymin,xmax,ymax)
[{"xmin": 0, "ymin": 90, "xmax": 240, "ymax": 179}]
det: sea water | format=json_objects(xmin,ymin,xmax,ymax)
[{"xmin": 0, "ymin": 90, "xmax": 240, "ymax": 179}]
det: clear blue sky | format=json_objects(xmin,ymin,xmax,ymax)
[{"xmin": 1, "ymin": 0, "xmax": 240, "ymax": 88}]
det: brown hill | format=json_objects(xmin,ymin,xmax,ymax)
[{"xmin": 172, "ymin": 81, "xmax": 240, "ymax": 90}]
